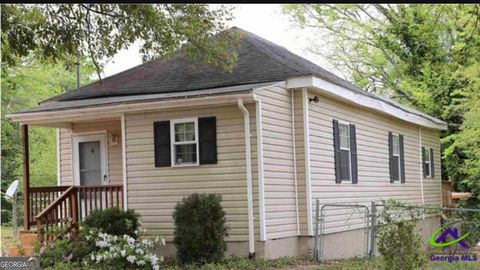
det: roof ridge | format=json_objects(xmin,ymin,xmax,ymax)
[{"xmin": 236, "ymin": 29, "xmax": 311, "ymax": 76}]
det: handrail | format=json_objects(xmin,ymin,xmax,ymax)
[
  {"xmin": 34, "ymin": 184, "xmax": 124, "ymax": 242},
  {"xmin": 35, "ymin": 186, "xmax": 75, "ymax": 220}
]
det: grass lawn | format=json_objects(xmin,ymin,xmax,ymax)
[
  {"xmin": 41, "ymin": 255, "xmax": 480, "ymax": 270},
  {"xmin": 0, "ymin": 226, "xmax": 17, "ymax": 255}
]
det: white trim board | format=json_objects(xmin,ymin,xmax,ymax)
[
  {"xmin": 287, "ymin": 76, "xmax": 447, "ymax": 130},
  {"xmin": 302, "ymin": 88, "xmax": 313, "ymax": 235}
]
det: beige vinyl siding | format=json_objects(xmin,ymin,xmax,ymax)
[
  {"xmin": 124, "ymin": 104, "xmax": 259, "ymax": 242},
  {"xmin": 307, "ymin": 91, "xmax": 442, "ymax": 233},
  {"xmin": 59, "ymin": 128, "xmax": 73, "ymax": 185},
  {"xmin": 421, "ymin": 128, "xmax": 442, "ymax": 204},
  {"xmin": 293, "ymin": 90, "xmax": 308, "ymax": 236},
  {"xmin": 58, "ymin": 120, "xmax": 123, "ymax": 186},
  {"xmin": 256, "ymin": 84, "xmax": 298, "ymax": 240}
]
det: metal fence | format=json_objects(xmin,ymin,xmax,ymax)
[
  {"xmin": 314, "ymin": 199, "xmax": 480, "ymax": 262},
  {"xmin": 313, "ymin": 200, "xmax": 370, "ymax": 261}
]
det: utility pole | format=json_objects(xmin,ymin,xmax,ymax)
[{"xmin": 75, "ymin": 58, "xmax": 80, "ymax": 89}]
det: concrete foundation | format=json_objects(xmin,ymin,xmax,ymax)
[{"xmin": 155, "ymin": 216, "xmax": 441, "ymax": 261}]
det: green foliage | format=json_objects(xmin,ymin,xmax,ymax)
[
  {"xmin": 173, "ymin": 193, "xmax": 229, "ymax": 264},
  {"xmin": 284, "ymin": 4, "xmax": 480, "ymax": 196},
  {"xmin": 82, "ymin": 207, "xmax": 140, "ymax": 237},
  {"xmin": 1, "ymin": 56, "xmax": 95, "ymax": 222},
  {"xmin": 1, "ymin": 4, "xmax": 239, "ymax": 78},
  {"xmin": 36, "ymin": 230, "xmax": 95, "ymax": 268},
  {"xmin": 37, "ymin": 226, "xmax": 164, "ymax": 270},
  {"xmin": 376, "ymin": 201, "xmax": 427, "ymax": 270}
]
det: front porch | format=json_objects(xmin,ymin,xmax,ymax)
[{"xmin": 20, "ymin": 120, "xmax": 125, "ymax": 242}]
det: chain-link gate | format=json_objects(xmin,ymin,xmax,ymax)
[{"xmin": 313, "ymin": 199, "xmax": 370, "ymax": 261}]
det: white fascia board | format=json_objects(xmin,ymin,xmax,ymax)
[
  {"xmin": 7, "ymin": 93, "xmax": 254, "ymax": 126},
  {"xmin": 287, "ymin": 76, "xmax": 447, "ymax": 130}
]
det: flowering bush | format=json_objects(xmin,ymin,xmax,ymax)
[
  {"xmin": 82, "ymin": 228, "xmax": 165, "ymax": 270},
  {"xmin": 36, "ymin": 225, "xmax": 165, "ymax": 269}
]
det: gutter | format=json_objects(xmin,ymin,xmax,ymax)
[{"xmin": 237, "ymin": 98, "xmax": 255, "ymax": 258}]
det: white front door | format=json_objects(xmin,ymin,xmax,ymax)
[{"xmin": 73, "ymin": 133, "xmax": 108, "ymax": 186}]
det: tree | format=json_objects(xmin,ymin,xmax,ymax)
[
  {"xmin": 1, "ymin": 4, "xmax": 238, "ymax": 80},
  {"xmin": 1, "ymin": 56, "xmax": 95, "ymax": 223},
  {"xmin": 284, "ymin": 4, "xmax": 480, "ymax": 194}
]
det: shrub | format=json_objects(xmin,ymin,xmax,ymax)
[
  {"xmin": 82, "ymin": 207, "xmax": 139, "ymax": 237},
  {"xmin": 35, "ymin": 229, "xmax": 95, "ymax": 268},
  {"xmin": 377, "ymin": 201, "xmax": 427, "ymax": 270},
  {"xmin": 37, "ymin": 226, "xmax": 165, "ymax": 270},
  {"xmin": 173, "ymin": 193, "xmax": 229, "ymax": 264},
  {"xmin": 82, "ymin": 229, "xmax": 165, "ymax": 270}
]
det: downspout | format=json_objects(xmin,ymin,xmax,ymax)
[
  {"xmin": 253, "ymin": 95, "xmax": 266, "ymax": 242},
  {"xmin": 121, "ymin": 113, "xmax": 128, "ymax": 209},
  {"xmin": 291, "ymin": 90, "xmax": 300, "ymax": 235},
  {"xmin": 419, "ymin": 127, "xmax": 425, "ymax": 219},
  {"xmin": 238, "ymin": 98, "xmax": 255, "ymax": 258}
]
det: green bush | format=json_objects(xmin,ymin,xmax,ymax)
[
  {"xmin": 173, "ymin": 193, "xmax": 229, "ymax": 264},
  {"xmin": 377, "ymin": 201, "xmax": 427, "ymax": 270},
  {"xmin": 35, "ymin": 229, "xmax": 94, "ymax": 268},
  {"xmin": 82, "ymin": 207, "xmax": 139, "ymax": 237}
]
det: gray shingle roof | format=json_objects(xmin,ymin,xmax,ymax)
[{"xmin": 45, "ymin": 27, "xmax": 369, "ymax": 102}]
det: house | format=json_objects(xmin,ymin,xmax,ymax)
[{"xmin": 7, "ymin": 27, "xmax": 447, "ymax": 259}]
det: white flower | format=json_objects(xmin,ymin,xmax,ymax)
[
  {"xmin": 126, "ymin": 255, "xmax": 136, "ymax": 264},
  {"xmin": 96, "ymin": 254, "xmax": 103, "ymax": 263},
  {"xmin": 136, "ymin": 260, "xmax": 146, "ymax": 266},
  {"xmin": 90, "ymin": 254, "xmax": 95, "ymax": 261},
  {"xmin": 148, "ymin": 254, "xmax": 159, "ymax": 265},
  {"xmin": 96, "ymin": 240, "xmax": 109, "ymax": 248},
  {"xmin": 153, "ymin": 265, "xmax": 160, "ymax": 270},
  {"xmin": 142, "ymin": 239, "xmax": 153, "ymax": 247},
  {"xmin": 160, "ymin": 256, "xmax": 164, "ymax": 262},
  {"xmin": 161, "ymin": 238, "xmax": 166, "ymax": 246},
  {"xmin": 135, "ymin": 248, "xmax": 144, "ymax": 255},
  {"xmin": 120, "ymin": 250, "xmax": 127, "ymax": 257}
]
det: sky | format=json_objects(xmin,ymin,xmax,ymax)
[{"xmin": 103, "ymin": 4, "xmax": 338, "ymax": 78}]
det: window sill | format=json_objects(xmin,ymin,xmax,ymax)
[{"xmin": 171, "ymin": 163, "xmax": 199, "ymax": 168}]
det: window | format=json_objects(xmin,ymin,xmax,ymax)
[
  {"xmin": 424, "ymin": 147, "xmax": 431, "ymax": 177},
  {"xmin": 171, "ymin": 118, "xmax": 199, "ymax": 166},
  {"xmin": 391, "ymin": 134, "xmax": 401, "ymax": 181},
  {"xmin": 339, "ymin": 122, "xmax": 351, "ymax": 181}
]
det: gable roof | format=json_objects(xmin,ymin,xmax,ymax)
[{"xmin": 11, "ymin": 27, "xmax": 447, "ymax": 130}]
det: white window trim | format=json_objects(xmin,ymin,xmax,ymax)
[
  {"xmin": 392, "ymin": 133, "xmax": 402, "ymax": 182},
  {"xmin": 338, "ymin": 121, "xmax": 352, "ymax": 182},
  {"xmin": 71, "ymin": 131, "xmax": 108, "ymax": 186},
  {"xmin": 170, "ymin": 118, "xmax": 200, "ymax": 167},
  {"xmin": 425, "ymin": 147, "xmax": 432, "ymax": 178}
]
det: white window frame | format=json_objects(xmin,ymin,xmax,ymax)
[
  {"xmin": 170, "ymin": 118, "xmax": 200, "ymax": 167},
  {"xmin": 338, "ymin": 121, "xmax": 352, "ymax": 181},
  {"xmin": 392, "ymin": 133, "xmax": 401, "ymax": 182},
  {"xmin": 424, "ymin": 147, "xmax": 432, "ymax": 178}
]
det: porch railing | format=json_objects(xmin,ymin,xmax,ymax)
[
  {"xmin": 29, "ymin": 186, "xmax": 70, "ymax": 226},
  {"xmin": 32, "ymin": 185, "xmax": 123, "ymax": 242}
]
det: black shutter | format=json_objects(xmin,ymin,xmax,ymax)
[
  {"xmin": 422, "ymin": 147, "xmax": 426, "ymax": 177},
  {"xmin": 430, "ymin": 148, "xmax": 435, "ymax": 178},
  {"xmin": 154, "ymin": 121, "xmax": 171, "ymax": 167},
  {"xmin": 350, "ymin": 124, "xmax": 358, "ymax": 184},
  {"xmin": 399, "ymin": 135, "xmax": 405, "ymax": 183},
  {"xmin": 388, "ymin": 132, "xmax": 394, "ymax": 183},
  {"xmin": 199, "ymin": 117, "xmax": 217, "ymax": 164},
  {"xmin": 333, "ymin": 119, "xmax": 341, "ymax": 183}
]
